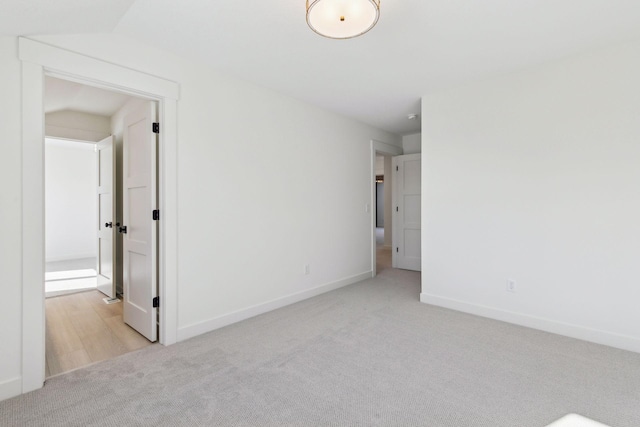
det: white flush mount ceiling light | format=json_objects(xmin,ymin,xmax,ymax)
[{"xmin": 306, "ymin": 0, "xmax": 381, "ymax": 39}]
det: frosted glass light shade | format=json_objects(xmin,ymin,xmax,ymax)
[{"xmin": 306, "ymin": 0, "xmax": 380, "ymax": 39}]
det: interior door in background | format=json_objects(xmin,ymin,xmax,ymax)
[
  {"xmin": 122, "ymin": 101, "xmax": 158, "ymax": 342},
  {"xmin": 393, "ymin": 153, "xmax": 422, "ymax": 271},
  {"xmin": 96, "ymin": 135, "xmax": 116, "ymax": 298}
]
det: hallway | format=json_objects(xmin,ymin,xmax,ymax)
[{"xmin": 375, "ymin": 227, "xmax": 392, "ymax": 273}]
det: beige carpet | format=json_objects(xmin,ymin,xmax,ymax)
[{"xmin": 2, "ymin": 267, "xmax": 640, "ymax": 426}]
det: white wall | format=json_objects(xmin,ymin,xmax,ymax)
[
  {"xmin": 402, "ymin": 133, "xmax": 421, "ymax": 154},
  {"xmin": 0, "ymin": 33, "xmax": 401, "ymax": 399},
  {"xmin": 421, "ymin": 39, "xmax": 640, "ymax": 352},
  {"xmin": 174, "ymin": 77, "xmax": 398, "ymax": 336},
  {"xmin": 375, "ymin": 155, "xmax": 384, "ymax": 175},
  {"xmin": 45, "ymin": 110, "xmax": 111, "ymax": 142},
  {"xmin": 45, "ymin": 139, "xmax": 97, "ymax": 262}
]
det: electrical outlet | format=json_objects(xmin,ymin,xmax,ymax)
[
  {"xmin": 506, "ymin": 279, "xmax": 517, "ymax": 293},
  {"xmin": 304, "ymin": 264, "xmax": 310, "ymax": 275}
]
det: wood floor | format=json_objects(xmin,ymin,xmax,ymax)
[
  {"xmin": 376, "ymin": 227, "xmax": 392, "ymax": 273},
  {"xmin": 45, "ymin": 290, "xmax": 154, "ymax": 377}
]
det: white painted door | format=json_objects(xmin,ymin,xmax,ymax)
[
  {"xmin": 392, "ymin": 154, "xmax": 422, "ymax": 271},
  {"xmin": 122, "ymin": 102, "xmax": 158, "ymax": 342},
  {"xmin": 96, "ymin": 136, "xmax": 116, "ymax": 298}
]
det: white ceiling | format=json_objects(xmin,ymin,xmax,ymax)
[
  {"xmin": 44, "ymin": 76, "xmax": 132, "ymax": 116},
  {"xmin": 0, "ymin": 0, "xmax": 135, "ymax": 35},
  {"xmin": 5, "ymin": 0, "xmax": 640, "ymax": 135}
]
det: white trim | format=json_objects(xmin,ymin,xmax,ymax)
[
  {"xmin": 19, "ymin": 38, "xmax": 179, "ymax": 100},
  {"xmin": 0, "ymin": 377, "xmax": 22, "ymax": 402},
  {"xmin": 22, "ymin": 60, "xmax": 46, "ymax": 395},
  {"xmin": 159, "ymin": 99, "xmax": 179, "ymax": 345},
  {"xmin": 19, "ymin": 37, "xmax": 179, "ymax": 396},
  {"xmin": 372, "ymin": 140, "xmax": 403, "ymax": 157},
  {"xmin": 421, "ymin": 293, "xmax": 640, "ymax": 354},
  {"xmin": 370, "ymin": 140, "xmax": 403, "ymax": 276},
  {"xmin": 45, "ymin": 253, "xmax": 97, "ymax": 263},
  {"xmin": 177, "ymin": 271, "xmax": 373, "ymax": 342}
]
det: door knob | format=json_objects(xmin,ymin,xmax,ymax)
[
  {"xmin": 105, "ymin": 222, "xmax": 113, "ymax": 228},
  {"xmin": 118, "ymin": 225, "xmax": 128, "ymax": 234}
]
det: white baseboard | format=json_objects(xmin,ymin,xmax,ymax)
[
  {"xmin": 45, "ymin": 253, "xmax": 96, "ymax": 263},
  {"xmin": 0, "ymin": 377, "xmax": 22, "ymax": 402},
  {"xmin": 421, "ymin": 293, "xmax": 640, "ymax": 354},
  {"xmin": 178, "ymin": 271, "xmax": 372, "ymax": 342}
]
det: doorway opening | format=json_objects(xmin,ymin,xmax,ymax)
[
  {"xmin": 43, "ymin": 76, "xmax": 157, "ymax": 377},
  {"xmin": 20, "ymin": 37, "xmax": 179, "ymax": 394},
  {"xmin": 370, "ymin": 140, "xmax": 403, "ymax": 276},
  {"xmin": 375, "ymin": 155, "xmax": 392, "ymax": 273}
]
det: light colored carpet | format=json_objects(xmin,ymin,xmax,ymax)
[{"xmin": 2, "ymin": 268, "xmax": 640, "ymax": 426}]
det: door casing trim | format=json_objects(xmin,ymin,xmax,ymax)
[{"xmin": 19, "ymin": 37, "xmax": 179, "ymax": 394}]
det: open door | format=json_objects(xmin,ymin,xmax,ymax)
[
  {"xmin": 393, "ymin": 153, "xmax": 422, "ymax": 271},
  {"xmin": 96, "ymin": 136, "xmax": 116, "ymax": 298},
  {"xmin": 121, "ymin": 101, "xmax": 158, "ymax": 342}
]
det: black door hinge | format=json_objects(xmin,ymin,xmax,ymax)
[
  {"xmin": 153, "ymin": 210, "xmax": 160, "ymax": 221},
  {"xmin": 152, "ymin": 122, "xmax": 160, "ymax": 134},
  {"xmin": 396, "ymin": 247, "xmax": 399, "ymax": 253},
  {"xmin": 153, "ymin": 296, "xmax": 160, "ymax": 308},
  {"xmin": 396, "ymin": 165, "xmax": 399, "ymax": 171},
  {"xmin": 396, "ymin": 206, "xmax": 399, "ymax": 212}
]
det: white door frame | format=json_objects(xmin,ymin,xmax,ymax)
[
  {"xmin": 370, "ymin": 140, "xmax": 403, "ymax": 276},
  {"xmin": 19, "ymin": 37, "xmax": 179, "ymax": 394}
]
